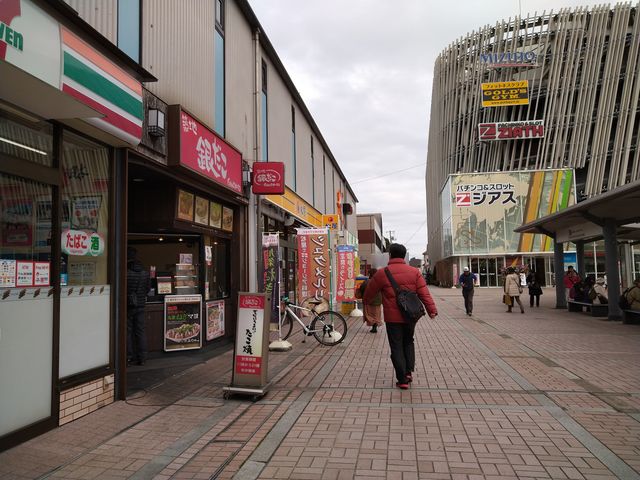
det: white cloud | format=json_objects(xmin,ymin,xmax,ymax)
[{"xmin": 248, "ymin": 0, "xmax": 602, "ymax": 259}]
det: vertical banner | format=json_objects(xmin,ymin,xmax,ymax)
[
  {"xmin": 296, "ymin": 228, "xmax": 330, "ymax": 302},
  {"xmin": 336, "ymin": 245, "xmax": 356, "ymax": 302},
  {"xmin": 262, "ymin": 233, "xmax": 280, "ymax": 323}
]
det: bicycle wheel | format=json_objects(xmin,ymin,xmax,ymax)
[
  {"xmin": 269, "ymin": 312, "xmax": 293, "ymax": 342},
  {"xmin": 310, "ymin": 310, "xmax": 347, "ymax": 346}
]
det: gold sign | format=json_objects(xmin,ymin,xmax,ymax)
[
  {"xmin": 265, "ymin": 187, "xmax": 323, "ymax": 227},
  {"xmin": 481, "ymin": 81, "xmax": 529, "ymax": 107}
]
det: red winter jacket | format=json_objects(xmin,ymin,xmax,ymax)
[{"xmin": 363, "ymin": 258, "xmax": 438, "ymax": 323}]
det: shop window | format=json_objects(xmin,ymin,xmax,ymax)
[
  {"xmin": 205, "ymin": 236, "xmax": 229, "ymax": 300},
  {"xmin": 0, "ymin": 173, "xmax": 53, "ymax": 287},
  {"xmin": 61, "ymin": 132, "xmax": 110, "ymax": 286},
  {"xmin": 0, "ymin": 110, "xmax": 53, "ymax": 167}
]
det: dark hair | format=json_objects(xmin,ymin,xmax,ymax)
[
  {"xmin": 507, "ymin": 266, "xmax": 515, "ymax": 274},
  {"xmin": 368, "ymin": 268, "xmax": 377, "ymax": 278},
  {"xmin": 388, "ymin": 243, "xmax": 406, "ymax": 259},
  {"xmin": 127, "ymin": 246, "xmax": 137, "ymax": 261}
]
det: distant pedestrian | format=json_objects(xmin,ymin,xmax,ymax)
[
  {"xmin": 526, "ymin": 271, "xmax": 543, "ymax": 307},
  {"xmin": 359, "ymin": 268, "xmax": 383, "ymax": 333},
  {"xmin": 624, "ymin": 277, "xmax": 640, "ymax": 310},
  {"xmin": 364, "ymin": 243, "xmax": 437, "ymax": 390},
  {"xmin": 458, "ymin": 266, "xmax": 476, "ymax": 315},
  {"xmin": 504, "ymin": 267, "xmax": 525, "ymax": 314},
  {"xmin": 564, "ymin": 266, "xmax": 581, "ymax": 301}
]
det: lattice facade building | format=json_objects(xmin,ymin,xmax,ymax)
[{"xmin": 426, "ymin": 3, "xmax": 640, "ymax": 286}]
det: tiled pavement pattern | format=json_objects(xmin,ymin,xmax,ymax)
[{"xmin": 1, "ymin": 288, "xmax": 639, "ymax": 479}]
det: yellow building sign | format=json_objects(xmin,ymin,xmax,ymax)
[
  {"xmin": 322, "ymin": 214, "xmax": 340, "ymax": 230},
  {"xmin": 481, "ymin": 80, "xmax": 529, "ymax": 107},
  {"xmin": 265, "ymin": 187, "xmax": 323, "ymax": 227}
]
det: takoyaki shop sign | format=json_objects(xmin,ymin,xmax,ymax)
[
  {"xmin": 232, "ymin": 293, "xmax": 271, "ymax": 388},
  {"xmin": 164, "ymin": 294, "xmax": 202, "ymax": 351}
]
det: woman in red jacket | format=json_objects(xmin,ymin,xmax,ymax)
[{"xmin": 363, "ymin": 244, "xmax": 438, "ymax": 389}]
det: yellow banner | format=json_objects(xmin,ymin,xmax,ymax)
[
  {"xmin": 481, "ymin": 81, "xmax": 529, "ymax": 107},
  {"xmin": 265, "ymin": 187, "xmax": 323, "ymax": 227}
]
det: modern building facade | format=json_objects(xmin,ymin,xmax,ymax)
[
  {"xmin": 427, "ymin": 2, "xmax": 640, "ymax": 287},
  {"xmin": 0, "ymin": 0, "xmax": 357, "ymax": 451}
]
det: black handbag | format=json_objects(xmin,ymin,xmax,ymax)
[{"xmin": 384, "ymin": 268, "xmax": 425, "ymax": 323}]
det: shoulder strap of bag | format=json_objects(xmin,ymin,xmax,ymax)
[{"xmin": 384, "ymin": 268, "xmax": 401, "ymax": 294}]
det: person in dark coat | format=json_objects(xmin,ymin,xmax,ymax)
[
  {"xmin": 363, "ymin": 244, "xmax": 438, "ymax": 390},
  {"xmin": 127, "ymin": 247, "xmax": 149, "ymax": 366},
  {"xmin": 526, "ymin": 270, "xmax": 543, "ymax": 307},
  {"xmin": 458, "ymin": 266, "xmax": 476, "ymax": 315}
]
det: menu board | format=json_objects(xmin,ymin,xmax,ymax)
[
  {"xmin": 16, "ymin": 261, "xmax": 34, "ymax": 287},
  {"xmin": 164, "ymin": 295, "xmax": 202, "ymax": 351},
  {"xmin": 206, "ymin": 300, "xmax": 225, "ymax": 340},
  {"xmin": 0, "ymin": 259, "xmax": 17, "ymax": 287}
]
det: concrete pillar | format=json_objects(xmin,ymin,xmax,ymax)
[
  {"xmin": 575, "ymin": 241, "xmax": 585, "ymax": 278},
  {"xmin": 554, "ymin": 240, "xmax": 566, "ymax": 309},
  {"xmin": 603, "ymin": 219, "xmax": 622, "ymax": 320}
]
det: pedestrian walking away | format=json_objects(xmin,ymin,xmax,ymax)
[
  {"xmin": 358, "ymin": 268, "xmax": 383, "ymax": 333},
  {"xmin": 364, "ymin": 243, "xmax": 437, "ymax": 390},
  {"xmin": 127, "ymin": 247, "xmax": 150, "ymax": 366},
  {"xmin": 504, "ymin": 266, "xmax": 525, "ymax": 314},
  {"xmin": 526, "ymin": 270, "xmax": 543, "ymax": 307},
  {"xmin": 458, "ymin": 266, "xmax": 476, "ymax": 315}
]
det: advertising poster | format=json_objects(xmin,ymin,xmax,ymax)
[
  {"xmin": 222, "ymin": 206, "xmax": 234, "ymax": 232},
  {"xmin": 209, "ymin": 201, "xmax": 222, "ymax": 228},
  {"xmin": 33, "ymin": 262, "xmax": 51, "ymax": 286},
  {"xmin": 234, "ymin": 294, "xmax": 265, "ymax": 376},
  {"xmin": 164, "ymin": 295, "xmax": 203, "ymax": 351},
  {"xmin": 62, "ymin": 229, "xmax": 105, "ymax": 256},
  {"xmin": 177, "ymin": 189, "xmax": 194, "ymax": 221},
  {"xmin": 16, "ymin": 261, "xmax": 34, "ymax": 287},
  {"xmin": 0, "ymin": 259, "xmax": 17, "ymax": 287},
  {"xmin": 194, "ymin": 196, "xmax": 209, "ymax": 225},
  {"xmin": 1, "ymin": 199, "xmax": 33, "ymax": 247},
  {"xmin": 336, "ymin": 245, "xmax": 356, "ymax": 302},
  {"xmin": 262, "ymin": 233, "xmax": 280, "ymax": 323},
  {"xmin": 71, "ymin": 196, "xmax": 102, "ymax": 231},
  {"xmin": 206, "ymin": 300, "xmax": 225, "ymax": 341},
  {"xmin": 296, "ymin": 228, "xmax": 330, "ymax": 303},
  {"xmin": 481, "ymin": 80, "xmax": 529, "ymax": 107},
  {"xmin": 445, "ymin": 169, "xmax": 575, "ymax": 255}
]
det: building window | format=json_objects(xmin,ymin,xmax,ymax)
[
  {"xmin": 214, "ymin": 0, "xmax": 225, "ymax": 136},
  {"xmin": 117, "ymin": 0, "xmax": 140, "ymax": 62},
  {"xmin": 261, "ymin": 60, "xmax": 268, "ymax": 161},
  {"xmin": 310, "ymin": 136, "xmax": 315, "ymax": 205},
  {"xmin": 291, "ymin": 105, "xmax": 296, "ymax": 190}
]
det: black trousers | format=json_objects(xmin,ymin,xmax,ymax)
[
  {"xmin": 385, "ymin": 322, "xmax": 416, "ymax": 383},
  {"xmin": 462, "ymin": 288, "xmax": 474, "ymax": 313},
  {"xmin": 529, "ymin": 294, "xmax": 540, "ymax": 307},
  {"xmin": 127, "ymin": 307, "xmax": 147, "ymax": 362}
]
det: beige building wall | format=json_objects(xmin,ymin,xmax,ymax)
[
  {"xmin": 225, "ymin": 1, "xmax": 256, "ymax": 158},
  {"xmin": 64, "ymin": 0, "xmax": 117, "ymax": 43},
  {"xmin": 142, "ymin": 0, "xmax": 216, "ymax": 127},
  {"xmin": 294, "ymin": 118, "xmax": 313, "ymax": 202}
]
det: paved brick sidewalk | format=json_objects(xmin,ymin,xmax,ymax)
[{"xmin": 1, "ymin": 287, "xmax": 639, "ymax": 479}]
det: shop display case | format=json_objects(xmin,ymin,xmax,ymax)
[{"xmin": 173, "ymin": 263, "xmax": 199, "ymax": 295}]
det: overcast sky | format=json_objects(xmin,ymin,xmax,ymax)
[{"xmin": 248, "ymin": 0, "xmax": 600, "ymax": 260}]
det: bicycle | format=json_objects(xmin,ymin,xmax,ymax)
[{"xmin": 270, "ymin": 297, "xmax": 347, "ymax": 346}]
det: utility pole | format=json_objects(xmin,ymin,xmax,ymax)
[{"xmin": 386, "ymin": 230, "xmax": 395, "ymax": 243}]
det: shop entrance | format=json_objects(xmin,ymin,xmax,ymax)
[{"xmin": 469, "ymin": 257, "xmax": 504, "ymax": 287}]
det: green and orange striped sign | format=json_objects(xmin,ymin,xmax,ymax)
[{"xmin": 60, "ymin": 28, "xmax": 143, "ymax": 145}]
